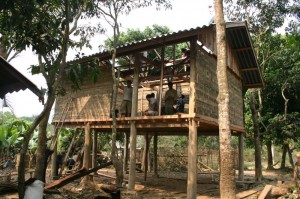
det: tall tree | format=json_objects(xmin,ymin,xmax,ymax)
[
  {"xmin": 0, "ymin": 1, "xmax": 101, "ymax": 197},
  {"xmin": 215, "ymin": 0, "xmax": 236, "ymax": 197}
]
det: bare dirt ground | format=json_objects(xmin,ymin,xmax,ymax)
[{"xmin": 0, "ymin": 167, "xmax": 296, "ymax": 199}]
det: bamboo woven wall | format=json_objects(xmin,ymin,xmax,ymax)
[
  {"xmin": 53, "ymin": 66, "xmax": 123, "ymax": 121},
  {"xmin": 195, "ymin": 47, "xmax": 219, "ymax": 119},
  {"xmin": 194, "ymin": 46, "xmax": 244, "ymax": 126}
]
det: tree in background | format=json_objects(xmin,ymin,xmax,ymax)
[
  {"xmin": 224, "ymin": 0, "xmax": 299, "ymax": 176},
  {"xmin": 215, "ymin": 0, "xmax": 236, "ymax": 197},
  {"xmin": 0, "ymin": 0, "xmax": 103, "ymax": 197}
]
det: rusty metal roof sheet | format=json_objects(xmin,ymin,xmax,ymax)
[{"xmin": 0, "ymin": 57, "xmax": 44, "ymax": 99}]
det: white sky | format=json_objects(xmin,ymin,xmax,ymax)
[{"xmin": 3, "ymin": 0, "xmax": 214, "ymax": 118}]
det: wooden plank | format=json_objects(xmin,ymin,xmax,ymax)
[
  {"xmin": 45, "ymin": 161, "xmax": 112, "ymax": 190},
  {"xmin": 236, "ymin": 186, "xmax": 262, "ymax": 199},
  {"xmin": 258, "ymin": 185, "xmax": 272, "ymax": 199}
]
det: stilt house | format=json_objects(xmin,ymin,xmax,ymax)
[{"xmin": 52, "ymin": 21, "xmax": 263, "ymax": 195}]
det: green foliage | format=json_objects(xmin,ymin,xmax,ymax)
[
  {"xmin": 0, "ymin": 117, "xmax": 33, "ymax": 156},
  {"xmin": 104, "ymin": 24, "xmax": 171, "ymax": 48},
  {"xmin": 65, "ymin": 58, "xmax": 101, "ymax": 92},
  {"xmin": 103, "ymin": 24, "xmax": 189, "ymax": 71}
]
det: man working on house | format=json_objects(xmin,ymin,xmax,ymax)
[
  {"xmin": 164, "ymin": 81, "xmax": 177, "ymax": 115},
  {"xmin": 120, "ymin": 80, "xmax": 133, "ymax": 117}
]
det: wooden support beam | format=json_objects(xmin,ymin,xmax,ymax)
[
  {"xmin": 258, "ymin": 185, "xmax": 272, "ymax": 199},
  {"xmin": 187, "ymin": 119, "xmax": 198, "ymax": 199},
  {"xmin": 45, "ymin": 161, "xmax": 112, "ymax": 190},
  {"xmin": 153, "ymin": 134, "xmax": 158, "ymax": 177},
  {"xmin": 143, "ymin": 133, "xmax": 150, "ymax": 181},
  {"xmin": 238, "ymin": 133, "xmax": 244, "ymax": 181},
  {"xmin": 92, "ymin": 130, "xmax": 98, "ymax": 175},
  {"xmin": 240, "ymin": 67, "xmax": 258, "ymax": 71},
  {"xmin": 81, "ymin": 123, "xmax": 91, "ymax": 184},
  {"xmin": 158, "ymin": 47, "xmax": 165, "ymax": 116},
  {"xmin": 51, "ymin": 139, "xmax": 58, "ymax": 179},
  {"xmin": 123, "ymin": 132, "xmax": 129, "ymax": 175}
]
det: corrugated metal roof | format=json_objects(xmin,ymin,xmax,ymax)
[
  {"xmin": 69, "ymin": 21, "xmax": 263, "ymax": 88},
  {"xmin": 0, "ymin": 57, "xmax": 44, "ymax": 99},
  {"xmin": 226, "ymin": 21, "xmax": 264, "ymax": 88}
]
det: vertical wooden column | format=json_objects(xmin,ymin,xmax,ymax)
[
  {"xmin": 187, "ymin": 39, "xmax": 198, "ymax": 199},
  {"xmin": 144, "ymin": 133, "xmax": 150, "ymax": 181},
  {"xmin": 81, "ymin": 123, "xmax": 91, "ymax": 183},
  {"xmin": 128, "ymin": 55, "xmax": 140, "ymax": 190},
  {"xmin": 158, "ymin": 47, "xmax": 165, "ymax": 116},
  {"xmin": 153, "ymin": 134, "xmax": 158, "ymax": 177},
  {"xmin": 51, "ymin": 140, "xmax": 58, "ymax": 179},
  {"xmin": 92, "ymin": 130, "xmax": 98, "ymax": 174},
  {"xmin": 238, "ymin": 133, "xmax": 244, "ymax": 181},
  {"xmin": 123, "ymin": 132, "xmax": 129, "ymax": 175}
]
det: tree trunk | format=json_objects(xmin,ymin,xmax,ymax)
[
  {"xmin": 215, "ymin": 0, "xmax": 236, "ymax": 197},
  {"xmin": 18, "ymin": 90, "xmax": 55, "ymax": 199},
  {"xmin": 249, "ymin": 89, "xmax": 263, "ymax": 181},
  {"xmin": 267, "ymin": 141, "xmax": 274, "ymax": 170},
  {"xmin": 35, "ymin": 114, "xmax": 50, "ymax": 183},
  {"xmin": 280, "ymin": 144, "xmax": 288, "ymax": 169},
  {"xmin": 110, "ymin": 46, "xmax": 123, "ymax": 188}
]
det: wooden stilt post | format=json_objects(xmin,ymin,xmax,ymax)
[
  {"xmin": 158, "ymin": 47, "xmax": 165, "ymax": 116},
  {"xmin": 92, "ymin": 130, "xmax": 98, "ymax": 175},
  {"xmin": 144, "ymin": 133, "xmax": 150, "ymax": 181},
  {"xmin": 81, "ymin": 123, "xmax": 91, "ymax": 185},
  {"xmin": 123, "ymin": 132, "xmax": 129, "ymax": 175},
  {"xmin": 51, "ymin": 140, "xmax": 58, "ymax": 179},
  {"xmin": 128, "ymin": 55, "xmax": 140, "ymax": 190},
  {"xmin": 187, "ymin": 39, "xmax": 198, "ymax": 199},
  {"xmin": 238, "ymin": 133, "xmax": 244, "ymax": 181},
  {"xmin": 153, "ymin": 134, "xmax": 158, "ymax": 177},
  {"xmin": 188, "ymin": 119, "xmax": 198, "ymax": 199}
]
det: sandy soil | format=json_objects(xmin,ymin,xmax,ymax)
[{"xmin": 0, "ymin": 167, "xmax": 295, "ymax": 199}]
